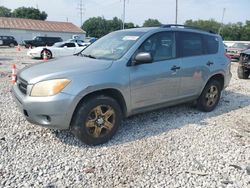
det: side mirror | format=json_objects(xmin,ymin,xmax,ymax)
[{"xmin": 133, "ymin": 52, "xmax": 153, "ymax": 65}]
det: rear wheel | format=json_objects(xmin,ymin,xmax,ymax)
[
  {"xmin": 237, "ymin": 66, "xmax": 249, "ymax": 79},
  {"xmin": 197, "ymin": 80, "xmax": 222, "ymax": 112},
  {"xmin": 71, "ymin": 95, "xmax": 122, "ymax": 145},
  {"xmin": 9, "ymin": 43, "xmax": 15, "ymax": 48},
  {"xmin": 41, "ymin": 50, "xmax": 52, "ymax": 59}
]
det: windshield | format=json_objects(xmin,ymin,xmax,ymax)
[
  {"xmin": 52, "ymin": 42, "xmax": 64, "ymax": 47},
  {"xmin": 82, "ymin": 31, "xmax": 145, "ymax": 60},
  {"xmin": 232, "ymin": 43, "xmax": 249, "ymax": 49}
]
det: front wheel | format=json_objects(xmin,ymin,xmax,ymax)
[
  {"xmin": 71, "ymin": 95, "xmax": 122, "ymax": 145},
  {"xmin": 197, "ymin": 80, "xmax": 222, "ymax": 112}
]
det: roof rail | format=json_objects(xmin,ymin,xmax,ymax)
[{"xmin": 160, "ymin": 24, "xmax": 216, "ymax": 34}]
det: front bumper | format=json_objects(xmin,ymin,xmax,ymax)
[{"xmin": 11, "ymin": 84, "xmax": 75, "ymax": 130}]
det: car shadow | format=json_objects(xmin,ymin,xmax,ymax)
[{"xmin": 50, "ymin": 90, "xmax": 250, "ymax": 148}]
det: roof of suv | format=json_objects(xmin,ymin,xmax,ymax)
[{"xmin": 122, "ymin": 25, "xmax": 218, "ymax": 36}]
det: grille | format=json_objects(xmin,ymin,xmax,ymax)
[{"xmin": 17, "ymin": 76, "xmax": 28, "ymax": 95}]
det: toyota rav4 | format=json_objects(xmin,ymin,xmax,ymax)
[{"xmin": 12, "ymin": 25, "xmax": 232, "ymax": 145}]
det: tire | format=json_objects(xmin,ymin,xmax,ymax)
[
  {"xmin": 70, "ymin": 95, "xmax": 122, "ymax": 145},
  {"xmin": 237, "ymin": 66, "xmax": 249, "ymax": 79},
  {"xmin": 9, "ymin": 43, "xmax": 15, "ymax": 48},
  {"xmin": 41, "ymin": 50, "xmax": 52, "ymax": 59},
  {"xmin": 197, "ymin": 80, "xmax": 222, "ymax": 112}
]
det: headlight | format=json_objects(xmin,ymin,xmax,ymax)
[{"xmin": 31, "ymin": 79, "xmax": 70, "ymax": 97}]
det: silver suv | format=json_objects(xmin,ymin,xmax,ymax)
[{"xmin": 12, "ymin": 25, "xmax": 232, "ymax": 145}]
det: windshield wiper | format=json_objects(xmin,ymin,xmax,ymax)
[{"xmin": 83, "ymin": 54, "xmax": 96, "ymax": 59}]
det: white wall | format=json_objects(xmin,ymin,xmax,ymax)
[{"xmin": 0, "ymin": 28, "xmax": 86, "ymax": 44}]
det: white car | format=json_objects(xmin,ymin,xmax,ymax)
[{"xmin": 27, "ymin": 42, "xmax": 86, "ymax": 59}]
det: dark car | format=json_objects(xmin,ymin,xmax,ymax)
[
  {"xmin": 238, "ymin": 49, "xmax": 250, "ymax": 79},
  {"xmin": 23, "ymin": 36, "xmax": 63, "ymax": 48},
  {"xmin": 0, "ymin": 36, "xmax": 18, "ymax": 47}
]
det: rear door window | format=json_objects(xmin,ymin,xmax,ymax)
[{"xmin": 177, "ymin": 32, "xmax": 203, "ymax": 57}]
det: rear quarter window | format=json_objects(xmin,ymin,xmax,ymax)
[{"xmin": 203, "ymin": 35, "xmax": 219, "ymax": 54}]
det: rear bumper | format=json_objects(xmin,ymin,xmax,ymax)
[
  {"xmin": 11, "ymin": 84, "xmax": 75, "ymax": 130},
  {"xmin": 27, "ymin": 51, "xmax": 41, "ymax": 58},
  {"xmin": 227, "ymin": 53, "xmax": 240, "ymax": 59}
]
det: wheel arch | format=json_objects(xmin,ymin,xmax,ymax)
[
  {"xmin": 70, "ymin": 88, "xmax": 128, "ymax": 127},
  {"xmin": 207, "ymin": 73, "xmax": 225, "ymax": 89}
]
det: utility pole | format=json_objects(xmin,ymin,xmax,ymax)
[
  {"xmin": 175, "ymin": 0, "xmax": 178, "ymax": 24},
  {"xmin": 218, "ymin": 8, "xmax": 226, "ymax": 34},
  {"xmin": 78, "ymin": 0, "xmax": 85, "ymax": 27},
  {"xmin": 122, "ymin": 0, "xmax": 126, "ymax": 30}
]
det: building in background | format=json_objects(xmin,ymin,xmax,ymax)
[{"xmin": 0, "ymin": 17, "xmax": 86, "ymax": 44}]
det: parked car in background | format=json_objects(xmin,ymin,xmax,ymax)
[
  {"xmin": 12, "ymin": 25, "xmax": 231, "ymax": 145},
  {"xmin": 0, "ymin": 36, "xmax": 18, "ymax": 47},
  {"xmin": 238, "ymin": 49, "xmax": 250, "ymax": 79},
  {"xmin": 226, "ymin": 42, "xmax": 250, "ymax": 60},
  {"xmin": 23, "ymin": 36, "xmax": 63, "ymax": 48},
  {"xmin": 67, "ymin": 39, "xmax": 85, "ymax": 46},
  {"xmin": 27, "ymin": 41, "xmax": 86, "ymax": 59},
  {"xmin": 80, "ymin": 37, "xmax": 97, "ymax": 47}
]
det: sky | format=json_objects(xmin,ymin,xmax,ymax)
[{"xmin": 0, "ymin": 0, "xmax": 249, "ymax": 27}]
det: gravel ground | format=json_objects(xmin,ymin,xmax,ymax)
[{"xmin": 0, "ymin": 47, "xmax": 250, "ymax": 188}]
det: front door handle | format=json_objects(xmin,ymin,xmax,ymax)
[
  {"xmin": 171, "ymin": 65, "xmax": 181, "ymax": 71},
  {"xmin": 206, "ymin": 61, "xmax": 214, "ymax": 66}
]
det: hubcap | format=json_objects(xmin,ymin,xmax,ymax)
[
  {"xmin": 205, "ymin": 85, "xmax": 218, "ymax": 107},
  {"xmin": 85, "ymin": 105, "xmax": 115, "ymax": 138}
]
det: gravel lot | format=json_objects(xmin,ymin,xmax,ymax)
[{"xmin": 0, "ymin": 47, "xmax": 250, "ymax": 187}]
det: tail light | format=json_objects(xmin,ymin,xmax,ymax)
[{"xmin": 225, "ymin": 53, "xmax": 231, "ymax": 60}]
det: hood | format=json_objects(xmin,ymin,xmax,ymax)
[
  {"xmin": 242, "ymin": 49, "xmax": 250, "ymax": 55},
  {"xmin": 19, "ymin": 55, "xmax": 113, "ymax": 84}
]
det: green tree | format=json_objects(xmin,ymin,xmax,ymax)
[
  {"xmin": 143, "ymin": 19, "xmax": 162, "ymax": 27},
  {"xmin": 0, "ymin": 6, "xmax": 12, "ymax": 17},
  {"xmin": 82, "ymin": 17, "xmax": 136, "ymax": 38},
  {"xmin": 185, "ymin": 19, "xmax": 221, "ymax": 33},
  {"xmin": 240, "ymin": 21, "xmax": 250, "ymax": 40},
  {"xmin": 12, "ymin": 7, "xmax": 47, "ymax": 20},
  {"xmin": 82, "ymin": 17, "xmax": 108, "ymax": 38},
  {"xmin": 220, "ymin": 22, "xmax": 243, "ymax": 40}
]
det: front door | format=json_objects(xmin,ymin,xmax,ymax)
[{"xmin": 130, "ymin": 31, "xmax": 181, "ymax": 110}]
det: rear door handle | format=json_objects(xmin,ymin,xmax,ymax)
[
  {"xmin": 206, "ymin": 61, "xmax": 214, "ymax": 66},
  {"xmin": 171, "ymin": 65, "xmax": 181, "ymax": 71}
]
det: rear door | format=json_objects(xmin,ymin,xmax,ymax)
[
  {"xmin": 130, "ymin": 31, "xmax": 182, "ymax": 109},
  {"xmin": 176, "ymin": 32, "xmax": 218, "ymax": 97},
  {"xmin": 61, "ymin": 43, "xmax": 77, "ymax": 56}
]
